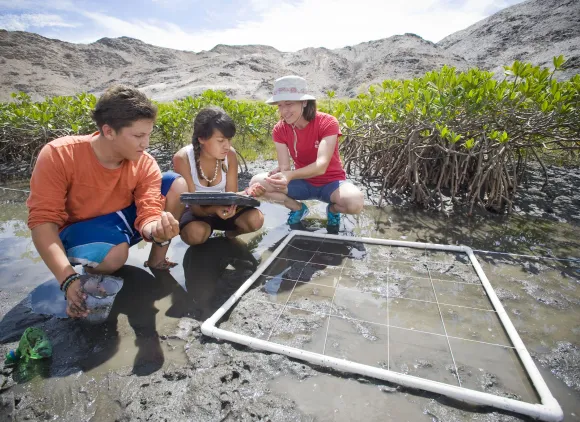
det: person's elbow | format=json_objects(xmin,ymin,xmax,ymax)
[
  {"xmin": 172, "ymin": 155, "xmax": 182, "ymax": 174},
  {"xmin": 315, "ymin": 160, "xmax": 330, "ymax": 176},
  {"xmin": 28, "ymin": 213, "xmax": 66, "ymax": 233}
]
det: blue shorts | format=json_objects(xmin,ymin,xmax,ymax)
[
  {"xmin": 286, "ymin": 179, "xmax": 344, "ymax": 204},
  {"xmin": 59, "ymin": 171, "xmax": 181, "ymax": 268}
]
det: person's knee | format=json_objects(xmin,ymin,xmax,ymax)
[
  {"xmin": 166, "ymin": 177, "xmax": 188, "ymax": 204},
  {"xmin": 250, "ymin": 173, "xmax": 268, "ymax": 188},
  {"xmin": 180, "ymin": 224, "xmax": 210, "ymax": 245},
  {"xmin": 168, "ymin": 176, "xmax": 188, "ymax": 196},
  {"xmin": 337, "ymin": 189, "xmax": 364, "ymax": 215},
  {"xmin": 247, "ymin": 210, "xmax": 264, "ymax": 231},
  {"xmin": 99, "ymin": 243, "xmax": 129, "ymax": 273},
  {"xmin": 347, "ymin": 191, "xmax": 364, "ymax": 214},
  {"xmin": 165, "ymin": 177, "xmax": 188, "ymax": 219}
]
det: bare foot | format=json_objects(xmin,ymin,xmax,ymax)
[
  {"xmin": 145, "ymin": 244, "xmax": 175, "ymax": 270},
  {"xmin": 144, "ymin": 258, "xmax": 178, "ymax": 270}
]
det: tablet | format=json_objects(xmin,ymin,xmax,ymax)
[{"xmin": 180, "ymin": 192, "xmax": 260, "ymax": 208}]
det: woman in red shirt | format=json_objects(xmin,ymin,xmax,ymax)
[{"xmin": 251, "ymin": 75, "xmax": 364, "ymax": 234}]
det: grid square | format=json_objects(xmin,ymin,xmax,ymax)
[
  {"xmin": 389, "ymin": 261, "xmax": 430, "ymax": 280},
  {"xmin": 441, "ymin": 305, "xmax": 511, "ymax": 346},
  {"xmin": 287, "ymin": 235, "xmax": 324, "ymax": 252},
  {"xmin": 310, "ymin": 251, "xmax": 347, "ymax": 267},
  {"xmin": 244, "ymin": 275, "xmax": 296, "ymax": 305},
  {"xmin": 296, "ymin": 262, "xmax": 339, "ymax": 283},
  {"xmin": 424, "ymin": 250, "xmax": 471, "ymax": 265},
  {"xmin": 325, "ymin": 316, "xmax": 389, "ymax": 367},
  {"xmin": 364, "ymin": 244, "xmax": 395, "ymax": 264},
  {"xmin": 450, "ymin": 338, "xmax": 539, "ymax": 404},
  {"xmin": 269, "ymin": 307, "xmax": 329, "ymax": 353},
  {"xmin": 345, "ymin": 242, "xmax": 369, "ymax": 260},
  {"xmin": 427, "ymin": 262, "xmax": 479, "ymax": 283},
  {"xmin": 343, "ymin": 244, "xmax": 374, "ymax": 269},
  {"xmin": 306, "ymin": 264, "xmax": 343, "ymax": 288},
  {"xmin": 389, "ymin": 276, "xmax": 436, "ymax": 302},
  {"xmin": 277, "ymin": 245, "xmax": 317, "ymax": 262},
  {"xmin": 433, "ymin": 280, "xmax": 493, "ymax": 310},
  {"xmin": 389, "ymin": 298, "xmax": 445, "ymax": 335},
  {"xmin": 340, "ymin": 266, "xmax": 389, "ymax": 292},
  {"xmin": 219, "ymin": 301, "xmax": 284, "ymax": 340},
  {"xmin": 389, "ymin": 246, "xmax": 426, "ymax": 262},
  {"xmin": 287, "ymin": 282, "xmax": 335, "ymax": 313},
  {"xmin": 342, "ymin": 255, "xmax": 370, "ymax": 270},
  {"xmin": 318, "ymin": 239, "xmax": 359, "ymax": 256},
  {"xmin": 332, "ymin": 289, "xmax": 388, "ymax": 324},
  {"xmin": 389, "ymin": 327, "xmax": 459, "ymax": 386},
  {"xmin": 261, "ymin": 258, "xmax": 306, "ymax": 280}
]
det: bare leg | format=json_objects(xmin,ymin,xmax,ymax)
[
  {"xmin": 146, "ymin": 177, "xmax": 188, "ymax": 268},
  {"xmin": 180, "ymin": 221, "xmax": 212, "ymax": 246},
  {"xmin": 250, "ymin": 172, "xmax": 302, "ymax": 211},
  {"xmin": 225, "ymin": 209, "xmax": 264, "ymax": 238},
  {"xmin": 85, "ymin": 243, "xmax": 129, "ymax": 274},
  {"xmin": 329, "ymin": 182, "xmax": 364, "ymax": 215}
]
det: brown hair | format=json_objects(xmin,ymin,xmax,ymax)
[
  {"xmin": 277, "ymin": 100, "xmax": 317, "ymax": 123},
  {"xmin": 92, "ymin": 85, "xmax": 157, "ymax": 132},
  {"xmin": 303, "ymin": 100, "xmax": 317, "ymax": 121}
]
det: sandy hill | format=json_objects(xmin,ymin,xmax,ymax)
[
  {"xmin": 437, "ymin": 0, "xmax": 579, "ymax": 80},
  {"xmin": 0, "ymin": 0, "xmax": 577, "ymax": 102}
]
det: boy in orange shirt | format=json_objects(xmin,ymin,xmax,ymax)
[{"xmin": 27, "ymin": 85, "xmax": 188, "ymax": 319}]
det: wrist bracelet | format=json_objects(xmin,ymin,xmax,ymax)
[
  {"xmin": 60, "ymin": 273, "xmax": 79, "ymax": 291},
  {"xmin": 61, "ymin": 273, "xmax": 81, "ymax": 299},
  {"xmin": 143, "ymin": 230, "xmax": 171, "ymax": 246}
]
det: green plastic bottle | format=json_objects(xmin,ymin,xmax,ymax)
[{"xmin": 4, "ymin": 327, "xmax": 52, "ymax": 366}]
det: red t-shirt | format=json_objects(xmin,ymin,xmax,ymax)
[{"xmin": 272, "ymin": 112, "xmax": 346, "ymax": 186}]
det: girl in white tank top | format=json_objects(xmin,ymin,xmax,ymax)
[
  {"xmin": 172, "ymin": 107, "xmax": 266, "ymax": 246},
  {"xmin": 185, "ymin": 143, "xmax": 228, "ymax": 192}
]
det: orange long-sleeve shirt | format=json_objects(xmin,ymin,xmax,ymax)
[{"xmin": 27, "ymin": 133, "xmax": 165, "ymax": 234}]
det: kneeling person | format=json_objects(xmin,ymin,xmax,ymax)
[
  {"xmin": 251, "ymin": 75, "xmax": 364, "ymax": 234},
  {"xmin": 27, "ymin": 85, "xmax": 188, "ymax": 319},
  {"xmin": 173, "ymin": 107, "xmax": 265, "ymax": 245}
]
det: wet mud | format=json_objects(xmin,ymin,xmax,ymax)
[{"xmin": 1, "ymin": 162, "xmax": 579, "ymax": 421}]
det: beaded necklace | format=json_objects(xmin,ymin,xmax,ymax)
[{"xmin": 199, "ymin": 159, "xmax": 220, "ymax": 184}]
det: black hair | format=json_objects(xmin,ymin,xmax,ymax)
[{"xmin": 191, "ymin": 107, "xmax": 236, "ymax": 182}]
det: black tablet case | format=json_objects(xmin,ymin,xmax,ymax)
[{"xmin": 180, "ymin": 192, "xmax": 259, "ymax": 208}]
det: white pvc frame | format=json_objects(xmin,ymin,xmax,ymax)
[{"xmin": 201, "ymin": 231, "xmax": 563, "ymax": 421}]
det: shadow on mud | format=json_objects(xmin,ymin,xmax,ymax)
[
  {"xmin": 160, "ymin": 237, "xmax": 259, "ymax": 321},
  {"xmin": 0, "ymin": 238, "xmax": 260, "ymax": 382}
]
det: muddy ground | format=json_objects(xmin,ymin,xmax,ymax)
[{"xmin": 0, "ymin": 161, "xmax": 579, "ymax": 422}]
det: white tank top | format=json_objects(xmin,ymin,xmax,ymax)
[{"xmin": 186, "ymin": 144, "xmax": 228, "ymax": 192}]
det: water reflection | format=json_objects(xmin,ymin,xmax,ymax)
[
  {"xmin": 1, "ymin": 232, "xmax": 262, "ymax": 382},
  {"xmin": 30, "ymin": 280, "xmax": 67, "ymax": 318},
  {"xmin": 256, "ymin": 235, "xmax": 366, "ymax": 296},
  {"xmin": 164, "ymin": 237, "xmax": 258, "ymax": 320},
  {"xmin": 1, "ymin": 265, "xmax": 184, "ymax": 380}
]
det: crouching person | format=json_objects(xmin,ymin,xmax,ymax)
[
  {"xmin": 26, "ymin": 85, "xmax": 188, "ymax": 319},
  {"xmin": 172, "ymin": 107, "xmax": 265, "ymax": 245}
]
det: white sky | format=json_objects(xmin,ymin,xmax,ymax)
[{"xmin": 0, "ymin": 0, "xmax": 528, "ymax": 52}]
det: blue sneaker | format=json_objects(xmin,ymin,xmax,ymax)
[
  {"xmin": 287, "ymin": 203, "xmax": 309, "ymax": 226},
  {"xmin": 326, "ymin": 204, "xmax": 341, "ymax": 234}
]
